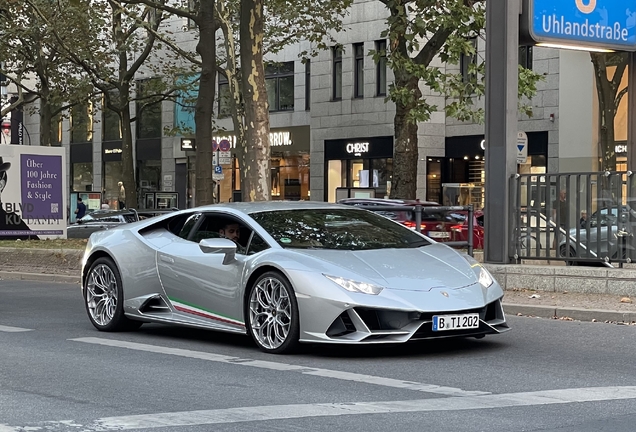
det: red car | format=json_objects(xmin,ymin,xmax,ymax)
[
  {"xmin": 448, "ymin": 210, "xmax": 485, "ymax": 249},
  {"xmin": 337, "ymin": 198, "xmax": 461, "ymax": 243}
]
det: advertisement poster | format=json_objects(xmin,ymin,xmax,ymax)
[{"xmin": 0, "ymin": 145, "xmax": 67, "ymax": 239}]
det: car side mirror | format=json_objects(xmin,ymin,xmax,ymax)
[{"xmin": 199, "ymin": 238, "xmax": 237, "ymax": 264}]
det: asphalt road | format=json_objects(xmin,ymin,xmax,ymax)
[{"xmin": 2, "ymin": 280, "xmax": 636, "ymax": 432}]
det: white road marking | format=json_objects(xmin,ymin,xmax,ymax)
[
  {"xmin": 6, "ymin": 386, "xmax": 636, "ymax": 431},
  {"xmin": 0, "ymin": 325, "xmax": 33, "ymax": 333},
  {"xmin": 70, "ymin": 337, "xmax": 489, "ymax": 397}
]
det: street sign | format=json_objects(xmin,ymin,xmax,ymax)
[
  {"xmin": 516, "ymin": 131, "xmax": 528, "ymax": 164},
  {"xmin": 219, "ymin": 139, "xmax": 231, "ymax": 152},
  {"xmin": 219, "ymin": 150, "xmax": 231, "ymax": 165},
  {"xmin": 212, "ymin": 165, "xmax": 224, "ymax": 181},
  {"xmin": 180, "ymin": 138, "xmax": 195, "ymax": 151},
  {"xmin": 528, "ymin": 0, "xmax": 636, "ymax": 51},
  {"xmin": 212, "ymin": 139, "xmax": 219, "ymax": 152}
]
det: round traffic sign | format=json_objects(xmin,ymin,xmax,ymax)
[
  {"xmin": 219, "ymin": 139, "xmax": 231, "ymax": 151},
  {"xmin": 212, "ymin": 139, "xmax": 219, "ymax": 151}
]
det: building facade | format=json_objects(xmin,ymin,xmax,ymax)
[{"xmin": 12, "ymin": 0, "xmax": 616, "ymax": 210}]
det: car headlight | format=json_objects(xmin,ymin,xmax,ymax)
[
  {"xmin": 479, "ymin": 267, "xmax": 494, "ymax": 288},
  {"xmin": 324, "ymin": 275, "xmax": 384, "ymax": 295}
]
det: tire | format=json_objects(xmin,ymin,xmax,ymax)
[
  {"xmin": 559, "ymin": 245, "xmax": 578, "ymax": 267},
  {"xmin": 246, "ymin": 271, "xmax": 300, "ymax": 354},
  {"xmin": 84, "ymin": 257, "xmax": 143, "ymax": 332}
]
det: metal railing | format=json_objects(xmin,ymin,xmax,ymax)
[
  {"xmin": 510, "ymin": 172, "xmax": 636, "ymax": 267},
  {"xmin": 349, "ymin": 204, "xmax": 475, "ymax": 257}
]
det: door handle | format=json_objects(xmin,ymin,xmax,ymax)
[{"xmin": 159, "ymin": 255, "xmax": 175, "ymax": 264}]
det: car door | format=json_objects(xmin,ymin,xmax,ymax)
[{"xmin": 156, "ymin": 212, "xmax": 249, "ymax": 331}]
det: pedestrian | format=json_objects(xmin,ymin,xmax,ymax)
[
  {"xmin": 75, "ymin": 197, "xmax": 87, "ymax": 221},
  {"xmin": 579, "ymin": 210, "xmax": 587, "ymax": 229},
  {"xmin": 118, "ymin": 181, "xmax": 126, "ymax": 209}
]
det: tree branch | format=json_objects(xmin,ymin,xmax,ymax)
[
  {"xmin": 120, "ymin": 0, "xmax": 198, "ymax": 24},
  {"xmin": 0, "ymin": 75, "xmax": 25, "ymax": 118}
]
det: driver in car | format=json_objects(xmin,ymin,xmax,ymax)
[{"xmin": 219, "ymin": 222, "xmax": 245, "ymax": 254}]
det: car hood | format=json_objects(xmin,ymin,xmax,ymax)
[{"xmin": 292, "ymin": 244, "xmax": 479, "ymax": 291}]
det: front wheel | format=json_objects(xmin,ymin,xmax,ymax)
[
  {"xmin": 84, "ymin": 257, "xmax": 143, "ymax": 332},
  {"xmin": 247, "ymin": 271, "xmax": 300, "ymax": 354}
]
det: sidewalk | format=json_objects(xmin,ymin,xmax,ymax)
[{"xmin": 1, "ymin": 268, "xmax": 635, "ymax": 325}]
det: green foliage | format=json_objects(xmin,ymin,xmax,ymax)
[{"xmin": 379, "ymin": 0, "xmax": 543, "ymax": 125}]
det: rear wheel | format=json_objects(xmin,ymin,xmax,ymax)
[
  {"xmin": 247, "ymin": 271, "xmax": 300, "ymax": 354},
  {"xmin": 84, "ymin": 257, "xmax": 143, "ymax": 332},
  {"xmin": 559, "ymin": 245, "xmax": 578, "ymax": 267}
]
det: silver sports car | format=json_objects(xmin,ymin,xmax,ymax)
[{"xmin": 81, "ymin": 202, "xmax": 509, "ymax": 354}]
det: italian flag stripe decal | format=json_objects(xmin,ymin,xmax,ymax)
[{"xmin": 170, "ymin": 299, "xmax": 245, "ymax": 327}]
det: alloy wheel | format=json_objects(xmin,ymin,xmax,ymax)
[
  {"xmin": 86, "ymin": 264, "xmax": 118, "ymax": 326},
  {"xmin": 249, "ymin": 277, "xmax": 292, "ymax": 350}
]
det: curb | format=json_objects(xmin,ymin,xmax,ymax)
[
  {"xmin": 503, "ymin": 303, "xmax": 636, "ymax": 324},
  {"xmin": 0, "ymin": 271, "xmax": 80, "ymax": 285}
]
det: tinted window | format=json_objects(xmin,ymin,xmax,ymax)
[
  {"xmin": 176, "ymin": 213, "xmax": 201, "ymax": 239},
  {"xmin": 250, "ymin": 209, "xmax": 430, "ymax": 250},
  {"xmin": 247, "ymin": 233, "xmax": 270, "ymax": 255}
]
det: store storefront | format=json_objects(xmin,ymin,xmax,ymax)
[
  {"xmin": 178, "ymin": 126, "xmax": 311, "ymax": 205},
  {"xmin": 70, "ymin": 143, "xmax": 94, "ymax": 192},
  {"xmin": 102, "ymin": 140, "xmax": 162, "ymax": 209},
  {"xmin": 426, "ymin": 132, "xmax": 548, "ymax": 208},
  {"xmin": 324, "ymin": 136, "xmax": 393, "ymax": 202}
]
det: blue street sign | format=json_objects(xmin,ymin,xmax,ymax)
[
  {"xmin": 214, "ymin": 165, "xmax": 222, "ymax": 174},
  {"xmin": 530, "ymin": 0, "xmax": 636, "ymax": 51}
]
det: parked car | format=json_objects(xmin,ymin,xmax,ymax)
[
  {"xmin": 448, "ymin": 210, "xmax": 485, "ymax": 249},
  {"xmin": 559, "ymin": 206, "xmax": 636, "ymax": 264},
  {"xmin": 80, "ymin": 201, "xmax": 509, "ymax": 354},
  {"xmin": 68, "ymin": 210, "xmax": 139, "ymax": 239},
  {"xmin": 338, "ymin": 198, "xmax": 477, "ymax": 245}
]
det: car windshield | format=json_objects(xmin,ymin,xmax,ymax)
[{"xmin": 250, "ymin": 208, "xmax": 431, "ymax": 250}]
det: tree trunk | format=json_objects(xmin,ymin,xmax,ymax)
[
  {"xmin": 119, "ymin": 83, "xmax": 137, "ymax": 209},
  {"xmin": 194, "ymin": 0, "xmax": 216, "ymax": 206},
  {"xmin": 388, "ymin": 1, "xmax": 420, "ymax": 200},
  {"xmin": 390, "ymin": 76, "xmax": 420, "ymax": 200},
  {"xmin": 240, "ymin": 0, "xmax": 270, "ymax": 202},
  {"xmin": 39, "ymin": 95, "xmax": 52, "ymax": 147}
]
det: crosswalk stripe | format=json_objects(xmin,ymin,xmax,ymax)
[
  {"xmin": 6, "ymin": 386, "xmax": 636, "ymax": 431},
  {"xmin": 0, "ymin": 325, "xmax": 33, "ymax": 333},
  {"xmin": 70, "ymin": 337, "xmax": 489, "ymax": 397}
]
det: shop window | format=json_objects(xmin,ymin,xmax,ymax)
[
  {"xmin": 270, "ymin": 153, "xmax": 310, "ymax": 201},
  {"xmin": 519, "ymin": 46, "xmax": 533, "ymax": 70},
  {"xmin": 72, "ymin": 162, "xmax": 93, "ymax": 192},
  {"xmin": 265, "ymin": 62, "xmax": 294, "ymax": 112},
  {"xmin": 426, "ymin": 159, "xmax": 442, "ymax": 204},
  {"xmin": 103, "ymin": 92, "xmax": 122, "ymax": 141},
  {"xmin": 460, "ymin": 37, "xmax": 477, "ymax": 84},
  {"xmin": 70, "ymin": 101, "xmax": 93, "ymax": 144},
  {"xmin": 332, "ymin": 45, "xmax": 343, "ymax": 100},
  {"xmin": 305, "ymin": 60, "xmax": 311, "ymax": 111},
  {"xmin": 103, "ymin": 161, "xmax": 124, "ymax": 209},
  {"xmin": 376, "ymin": 40, "xmax": 387, "ymax": 96},
  {"xmin": 136, "ymin": 78, "xmax": 163, "ymax": 139},
  {"xmin": 138, "ymin": 159, "xmax": 162, "ymax": 195},
  {"xmin": 51, "ymin": 112, "xmax": 62, "ymax": 146},
  {"xmin": 218, "ymin": 75, "xmax": 231, "ymax": 118},
  {"xmin": 354, "ymin": 43, "xmax": 364, "ymax": 99}
]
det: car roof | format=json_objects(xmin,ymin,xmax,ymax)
[
  {"xmin": 85, "ymin": 210, "xmax": 135, "ymax": 218},
  {"xmin": 337, "ymin": 198, "xmax": 440, "ymax": 206},
  {"xmin": 193, "ymin": 201, "xmax": 351, "ymax": 214}
]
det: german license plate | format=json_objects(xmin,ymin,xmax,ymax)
[
  {"xmin": 432, "ymin": 313, "xmax": 480, "ymax": 331},
  {"xmin": 428, "ymin": 231, "xmax": 450, "ymax": 239}
]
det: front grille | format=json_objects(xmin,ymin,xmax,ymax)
[
  {"xmin": 326, "ymin": 311, "xmax": 357, "ymax": 337},
  {"xmin": 411, "ymin": 322, "xmax": 490, "ymax": 339}
]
